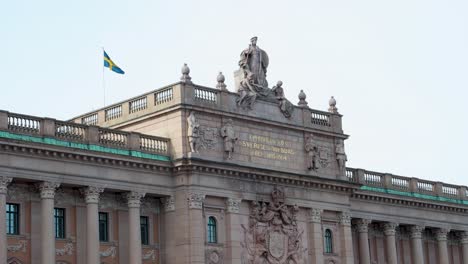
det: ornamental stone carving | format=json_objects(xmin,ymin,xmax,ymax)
[
  {"xmin": 410, "ymin": 225, "xmax": 424, "ymax": 239},
  {"xmin": 356, "ymin": 219, "xmax": 371, "ymax": 233},
  {"xmin": 100, "ymin": 246, "xmax": 117, "ymax": 258},
  {"xmin": 81, "ymin": 186, "xmax": 104, "ymax": 204},
  {"xmin": 142, "ymin": 249, "xmax": 156, "ymax": 261},
  {"xmin": 335, "ymin": 139, "xmax": 347, "ymax": 173},
  {"xmin": 37, "ymin": 182, "xmax": 60, "ymax": 199},
  {"xmin": 125, "ymin": 191, "xmax": 146, "ymax": 208},
  {"xmin": 383, "ymin": 223, "xmax": 398, "ymax": 236},
  {"xmin": 435, "ymin": 228, "xmax": 449, "ymax": 241},
  {"xmin": 307, "ymin": 208, "xmax": 322, "ymax": 223},
  {"xmin": 162, "ymin": 196, "xmax": 175, "ymax": 212},
  {"xmin": 226, "ymin": 198, "xmax": 242, "ymax": 213},
  {"xmin": 272, "ymin": 81, "xmax": 294, "ymax": 118},
  {"xmin": 0, "ymin": 176, "xmax": 12, "ymax": 194},
  {"xmin": 7, "ymin": 240, "xmax": 27, "ymax": 252},
  {"xmin": 187, "ymin": 112, "xmax": 218, "ymax": 153},
  {"xmin": 241, "ymin": 187, "xmax": 304, "ymax": 264},
  {"xmin": 460, "ymin": 231, "xmax": 468, "ymax": 244},
  {"xmin": 305, "ymin": 134, "xmax": 319, "ymax": 171},
  {"xmin": 56, "ymin": 243, "xmax": 74, "ymax": 256},
  {"xmin": 220, "ymin": 119, "xmax": 238, "ymax": 160},
  {"xmin": 339, "ymin": 212, "xmax": 351, "ymax": 226},
  {"xmin": 206, "ymin": 247, "xmax": 224, "ymax": 264},
  {"xmin": 187, "ymin": 192, "xmax": 205, "ymax": 209}
]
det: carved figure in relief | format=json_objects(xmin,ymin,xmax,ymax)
[
  {"xmin": 241, "ymin": 187, "xmax": 305, "ymax": 264},
  {"xmin": 220, "ymin": 119, "xmax": 238, "ymax": 159},
  {"xmin": 304, "ymin": 134, "xmax": 319, "ymax": 171},
  {"xmin": 272, "ymin": 81, "xmax": 294, "ymax": 118},
  {"xmin": 335, "ymin": 139, "xmax": 347, "ymax": 173},
  {"xmin": 237, "ymin": 71, "xmax": 258, "ymax": 109},
  {"xmin": 187, "ymin": 112, "xmax": 201, "ymax": 153}
]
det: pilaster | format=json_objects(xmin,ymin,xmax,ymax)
[
  {"xmin": 307, "ymin": 208, "xmax": 324, "ymax": 264},
  {"xmin": 225, "ymin": 198, "xmax": 242, "ymax": 264},
  {"xmin": 338, "ymin": 212, "xmax": 354, "ymax": 264},
  {"xmin": 0, "ymin": 176, "xmax": 12, "ymax": 264}
]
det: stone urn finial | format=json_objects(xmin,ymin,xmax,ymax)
[
  {"xmin": 298, "ymin": 90, "xmax": 308, "ymax": 107},
  {"xmin": 328, "ymin": 96, "xmax": 338, "ymax": 113},
  {"xmin": 180, "ymin": 63, "xmax": 192, "ymax": 84},
  {"xmin": 216, "ymin": 72, "xmax": 227, "ymax": 91}
]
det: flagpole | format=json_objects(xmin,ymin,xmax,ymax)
[{"xmin": 102, "ymin": 47, "xmax": 106, "ymax": 106}]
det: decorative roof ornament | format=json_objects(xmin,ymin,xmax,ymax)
[
  {"xmin": 180, "ymin": 63, "xmax": 192, "ymax": 84},
  {"xmin": 216, "ymin": 72, "xmax": 227, "ymax": 91},
  {"xmin": 298, "ymin": 90, "xmax": 308, "ymax": 107},
  {"xmin": 328, "ymin": 96, "xmax": 338, "ymax": 114}
]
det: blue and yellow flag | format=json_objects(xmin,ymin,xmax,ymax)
[{"xmin": 103, "ymin": 51, "xmax": 125, "ymax": 74}]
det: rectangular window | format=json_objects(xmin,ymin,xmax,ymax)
[
  {"xmin": 54, "ymin": 208, "xmax": 66, "ymax": 238},
  {"xmin": 140, "ymin": 216, "xmax": 149, "ymax": 245},
  {"xmin": 99, "ymin": 212, "xmax": 109, "ymax": 242},
  {"xmin": 6, "ymin": 203, "xmax": 19, "ymax": 235}
]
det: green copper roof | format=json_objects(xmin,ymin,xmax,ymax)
[
  {"xmin": 361, "ymin": 185, "xmax": 468, "ymax": 205},
  {"xmin": 0, "ymin": 131, "xmax": 170, "ymax": 162}
]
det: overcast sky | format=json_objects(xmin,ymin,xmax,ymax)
[{"xmin": 1, "ymin": 0, "xmax": 467, "ymax": 185}]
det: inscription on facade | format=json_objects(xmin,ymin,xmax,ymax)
[{"xmin": 239, "ymin": 135, "xmax": 296, "ymax": 161}]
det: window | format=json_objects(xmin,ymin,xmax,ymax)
[
  {"xmin": 207, "ymin": 216, "xmax": 217, "ymax": 243},
  {"xmin": 140, "ymin": 216, "xmax": 149, "ymax": 245},
  {"xmin": 6, "ymin": 203, "xmax": 19, "ymax": 235},
  {"xmin": 54, "ymin": 208, "xmax": 66, "ymax": 239},
  {"xmin": 324, "ymin": 229, "xmax": 333, "ymax": 253},
  {"xmin": 99, "ymin": 212, "xmax": 109, "ymax": 242}
]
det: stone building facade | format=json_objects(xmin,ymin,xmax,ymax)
[{"xmin": 1, "ymin": 43, "xmax": 468, "ymax": 264}]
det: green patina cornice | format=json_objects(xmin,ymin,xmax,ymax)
[
  {"xmin": 361, "ymin": 185, "xmax": 468, "ymax": 205},
  {"xmin": 0, "ymin": 131, "xmax": 170, "ymax": 162}
]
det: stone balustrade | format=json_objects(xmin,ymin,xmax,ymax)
[
  {"xmin": 346, "ymin": 167, "xmax": 468, "ymax": 202},
  {"xmin": 69, "ymin": 82, "xmax": 343, "ymax": 133},
  {"xmin": 0, "ymin": 110, "xmax": 170, "ymax": 156}
]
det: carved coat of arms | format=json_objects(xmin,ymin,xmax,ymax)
[{"xmin": 241, "ymin": 187, "xmax": 305, "ymax": 264}]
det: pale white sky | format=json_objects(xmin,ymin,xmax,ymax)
[{"xmin": 1, "ymin": 0, "xmax": 467, "ymax": 185}]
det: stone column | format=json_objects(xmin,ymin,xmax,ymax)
[
  {"xmin": 435, "ymin": 228, "xmax": 449, "ymax": 264},
  {"xmin": 162, "ymin": 196, "xmax": 175, "ymax": 264},
  {"xmin": 126, "ymin": 191, "xmax": 145, "ymax": 264},
  {"xmin": 81, "ymin": 186, "xmax": 104, "ymax": 264},
  {"xmin": 38, "ymin": 181, "xmax": 60, "ymax": 264},
  {"xmin": 410, "ymin": 225, "xmax": 424, "ymax": 264},
  {"xmin": 339, "ymin": 212, "xmax": 354, "ymax": 264},
  {"xmin": 187, "ymin": 192, "xmax": 206, "ymax": 264},
  {"xmin": 307, "ymin": 208, "xmax": 324, "ymax": 264},
  {"xmin": 461, "ymin": 231, "xmax": 468, "ymax": 264},
  {"xmin": 225, "ymin": 198, "xmax": 242, "ymax": 264},
  {"xmin": 0, "ymin": 176, "xmax": 12, "ymax": 264},
  {"xmin": 356, "ymin": 219, "xmax": 371, "ymax": 264},
  {"xmin": 383, "ymin": 223, "xmax": 398, "ymax": 264}
]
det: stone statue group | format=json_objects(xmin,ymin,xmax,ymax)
[{"xmin": 237, "ymin": 37, "xmax": 294, "ymax": 118}]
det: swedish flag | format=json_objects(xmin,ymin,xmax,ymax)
[{"xmin": 103, "ymin": 51, "xmax": 125, "ymax": 74}]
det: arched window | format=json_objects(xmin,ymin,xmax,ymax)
[
  {"xmin": 207, "ymin": 216, "xmax": 217, "ymax": 243},
  {"xmin": 324, "ymin": 229, "xmax": 333, "ymax": 253}
]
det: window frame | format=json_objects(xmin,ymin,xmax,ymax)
[
  {"xmin": 6, "ymin": 203, "xmax": 20, "ymax": 235},
  {"xmin": 324, "ymin": 228, "xmax": 333, "ymax": 254},
  {"xmin": 207, "ymin": 216, "xmax": 217, "ymax": 243},
  {"xmin": 99, "ymin": 212, "xmax": 109, "ymax": 242},
  {"xmin": 140, "ymin": 216, "xmax": 149, "ymax": 245},
  {"xmin": 54, "ymin": 207, "xmax": 66, "ymax": 239}
]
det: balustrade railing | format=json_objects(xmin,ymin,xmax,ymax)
[
  {"xmin": 8, "ymin": 113, "xmax": 41, "ymax": 134},
  {"xmin": 129, "ymin": 97, "xmax": 148, "ymax": 113},
  {"xmin": 194, "ymin": 87, "xmax": 217, "ymax": 103},
  {"xmin": 311, "ymin": 111, "xmax": 331, "ymax": 127},
  {"xmin": 0, "ymin": 111, "xmax": 170, "ymax": 157},
  {"xmin": 81, "ymin": 113, "xmax": 98, "ymax": 126},
  {"xmin": 155, "ymin": 87, "xmax": 173, "ymax": 105},
  {"xmin": 105, "ymin": 105, "xmax": 122, "ymax": 121},
  {"xmin": 348, "ymin": 167, "xmax": 468, "ymax": 201}
]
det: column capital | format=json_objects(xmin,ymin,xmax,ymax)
[
  {"xmin": 460, "ymin": 231, "xmax": 468, "ymax": 244},
  {"xmin": 162, "ymin": 196, "xmax": 175, "ymax": 212},
  {"xmin": 0, "ymin": 176, "xmax": 13, "ymax": 194},
  {"xmin": 410, "ymin": 225, "xmax": 424, "ymax": 239},
  {"xmin": 37, "ymin": 181, "xmax": 60, "ymax": 199},
  {"xmin": 339, "ymin": 211, "xmax": 351, "ymax": 226},
  {"xmin": 225, "ymin": 198, "xmax": 242, "ymax": 213},
  {"xmin": 383, "ymin": 222, "xmax": 398, "ymax": 236},
  {"xmin": 187, "ymin": 192, "xmax": 205, "ymax": 209},
  {"xmin": 435, "ymin": 228, "xmax": 449, "ymax": 241},
  {"xmin": 356, "ymin": 219, "xmax": 372, "ymax": 233},
  {"xmin": 80, "ymin": 186, "xmax": 104, "ymax": 204},
  {"xmin": 125, "ymin": 191, "xmax": 146, "ymax": 208},
  {"xmin": 307, "ymin": 208, "xmax": 323, "ymax": 223}
]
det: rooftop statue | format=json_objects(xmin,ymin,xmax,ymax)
[{"xmin": 239, "ymin": 36, "xmax": 269, "ymax": 90}]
